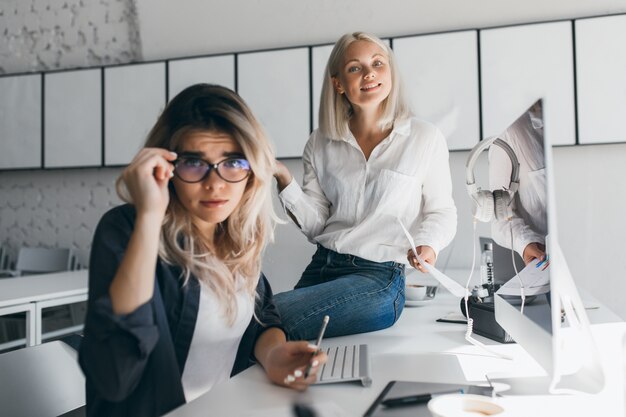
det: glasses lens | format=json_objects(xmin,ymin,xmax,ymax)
[
  {"xmin": 218, "ymin": 158, "xmax": 251, "ymax": 182},
  {"xmin": 174, "ymin": 158, "xmax": 209, "ymax": 183}
]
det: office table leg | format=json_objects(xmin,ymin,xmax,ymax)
[
  {"xmin": 0, "ymin": 303, "xmax": 36, "ymax": 348},
  {"xmin": 35, "ymin": 294, "xmax": 88, "ymax": 345}
]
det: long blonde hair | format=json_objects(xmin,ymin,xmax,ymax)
[
  {"xmin": 118, "ymin": 84, "xmax": 277, "ymax": 323},
  {"xmin": 319, "ymin": 32, "xmax": 412, "ymax": 139}
]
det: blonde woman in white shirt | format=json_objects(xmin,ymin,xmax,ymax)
[{"xmin": 273, "ymin": 32, "xmax": 457, "ymax": 340}]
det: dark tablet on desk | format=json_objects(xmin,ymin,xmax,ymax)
[{"xmin": 363, "ymin": 380, "xmax": 492, "ymax": 417}]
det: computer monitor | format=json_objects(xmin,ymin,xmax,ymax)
[{"xmin": 486, "ymin": 99, "xmax": 605, "ymax": 394}]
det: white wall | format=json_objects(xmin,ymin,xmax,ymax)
[
  {"xmin": 0, "ymin": 0, "xmax": 136, "ymax": 266},
  {"xmin": 136, "ymin": 0, "xmax": 626, "ymax": 60},
  {"xmin": 0, "ymin": 0, "xmax": 141, "ymax": 74}
]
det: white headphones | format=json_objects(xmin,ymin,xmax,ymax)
[{"xmin": 466, "ymin": 137, "xmax": 520, "ymax": 223}]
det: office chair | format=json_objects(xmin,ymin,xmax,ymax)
[
  {"xmin": 0, "ymin": 340, "xmax": 85, "ymax": 417},
  {"xmin": 16, "ymin": 247, "xmax": 76, "ymax": 275},
  {"xmin": 0, "ymin": 247, "xmax": 77, "ymax": 278}
]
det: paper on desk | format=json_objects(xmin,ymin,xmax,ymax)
[
  {"xmin": 496, "ymin": 258, "xmax": 550, "ymax": 297},
  {"xmin": 397, "ymin": 218, "xmax": 467, "ymax": 298},
  {"xmin": 240, "ymin": 401, "xmax": 349, "ymax": 417},
  {"xmin": 445, "ymin": 344, "xmax": 547, "ymax": 382}
]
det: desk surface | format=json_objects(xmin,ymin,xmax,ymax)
[
  {"xmin": 0, "ymin": 269, "xmax": 88, "ymax": 308},
  {"xmin": 165, "ymin": 269, "xmax": 624, "ymax": 417}
]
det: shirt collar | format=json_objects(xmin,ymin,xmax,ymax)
[{"xmin": 343, "ymin": 117, "xmax": 412, "ymax": 145}]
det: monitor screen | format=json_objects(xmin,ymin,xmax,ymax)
[{"xmin": 485, "ymin": 99, "xmax": 604, "ymax": 394}]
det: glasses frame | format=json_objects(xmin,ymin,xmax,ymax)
[{"xmin": 173, "ymin": 156, "xmax": 252, "ymax": 184}]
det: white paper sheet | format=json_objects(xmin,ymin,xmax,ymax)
[
  {"xmin": 397, "ymin": 218, "xmax": 468, "ymax": 298},
  {"xmin": 497, "ymin": 258, "xmax": 550, "ymax": 296}
]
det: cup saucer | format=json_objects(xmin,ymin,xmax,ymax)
[{"xmin": 405, "ymin": 298, "xmax": 435, "ymax": 307}]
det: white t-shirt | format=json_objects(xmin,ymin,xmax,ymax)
[
  {"xmin": 279, "ymin": 117, "xmax": 457, "ymax": 263},
  {"xmin": 181, "ymin": 280, "xmax": 254, "ymax": 402}
]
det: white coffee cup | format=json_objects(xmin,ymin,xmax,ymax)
[
  {"xmin": 405, "ymin": 284, "xmax": 427, "ymax": 301},
  {"xmin": 428, "ymin": 394, "xmax": 504, "ymax": 417}
]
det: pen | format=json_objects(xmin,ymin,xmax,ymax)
[
  {"xmin": 304, "ymin": 315, "xmax": 329, "ymax": 378},
  {"xmin": 381, "ymin": 389, "xmax": 464, "ymax": 408}
]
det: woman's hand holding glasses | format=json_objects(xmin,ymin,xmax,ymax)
[{"xmin": 122, "ymin": 148, "xmax": 178, "ymax": 219}]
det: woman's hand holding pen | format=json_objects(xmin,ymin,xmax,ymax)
[
  {"xmin": 407, "ymin": 245, "xmax": 436, "ymax": 273},
  {"xmin": 122, "ymin": 148, "xmax": 177, "ymax": 218},
  {"xmin": 264, "ymin": 341, "xmax": 327, "ymax": 391}
]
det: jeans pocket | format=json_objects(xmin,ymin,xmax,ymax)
[{"xmin": 393, "ymin": 274, "xmax": 406, "ymax": 323}]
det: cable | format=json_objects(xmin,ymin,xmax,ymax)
[
  {"xmin": 509, "ymin": 221, "xmax": 526, "ymax": 314},
  {"xmin": 463, "ymin": 219, "xmax": 513, "ymax": 361}
]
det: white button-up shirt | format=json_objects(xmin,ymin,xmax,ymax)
[
  {"xmin": 489, "ymin": 112, "xmax": 546, "ymax": 256},
  {"xmin": 279, "ymin": 117, "xmax": 457, "ymax": 264}
]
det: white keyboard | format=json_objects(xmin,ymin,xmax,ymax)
[{"xmin": 314, "ymin": 343, "xmax": 372, "ymax": 387}]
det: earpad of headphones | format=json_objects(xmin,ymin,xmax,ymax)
[
  {"xmin": 472, "ymin": 190, "xmax": 495, "ymax": 223},
  {"xmin": 493, "ymin": 189, "xmax": 512, "ymax": 220}
]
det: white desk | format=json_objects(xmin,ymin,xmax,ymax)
[
  {"xmin": 0, "ymin": 341, "xmax": 86, "ymax": 417},
  {"xmin": 165, "ymin": 269, "xmax": 625, "ymax": 417},
  {"xmin": 0, "ymin": 270, "xmax": 88, "ymax": 347}
]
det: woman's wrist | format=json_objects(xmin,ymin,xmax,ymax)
[{"xmin": 254, "ymin": 327, "xmax": 287, "ymax": 369}]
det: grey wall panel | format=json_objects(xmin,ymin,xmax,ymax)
[
  {"xmin": 481, "ymin": 21, "xmax": 576, "ymax": 146},
  {"xmin": 311, "ymin": 44, "xmax": 333, "ymax": 131},
  {"xmin": 0, "ymin": 74, "xmax": 41, "ymax": 169},
  {"xmin": 576, "ymin": 14, "xmax": 626, "ymax": 144},
  {"xmin": 394, "ymin": 31, "xmax": 480, "ymax": 150},
  {"xmin": 44, "ymin": 69, "xmax": 102, "ymax": 168},
  {"xmin": 105, "ymin": 62, "xmax": 166, "ymax": 166},
  {"xmin": 238, "ymin": 48, "xmax": 310, "ymax": 158},
  {"xmin": 168, "ymin": 55, "xmax": 235, "ymax": 100}
]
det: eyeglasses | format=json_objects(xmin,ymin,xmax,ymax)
[{"xmin": 173, "ymin": 156, "xmax": 252, "ymax": 183}]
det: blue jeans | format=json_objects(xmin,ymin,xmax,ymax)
[{"xmin": 273, "ymin": 245, "xmax": 406, "ymax": 341}]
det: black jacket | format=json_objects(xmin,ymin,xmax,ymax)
[{"xmin": 79, "ymin": 204, "xmax": 283, "ymax": 417}]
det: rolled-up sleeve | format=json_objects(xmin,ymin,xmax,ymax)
[{"xmin": 79, "ymin": 206, "xmax": 160, "ymax": 402}]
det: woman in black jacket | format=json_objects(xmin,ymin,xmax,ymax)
[{"xmin": 79, "ymin": 84, "xmax": 326, "ymax": 417}]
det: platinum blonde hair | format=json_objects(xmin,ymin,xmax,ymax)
[
  {"xmin": 319, "ymin": 32, "xmax": 412, "ymax": 139},
  {"xmin": 117, "ymin": 84, "xmax": 277, "ymax": 323}
]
